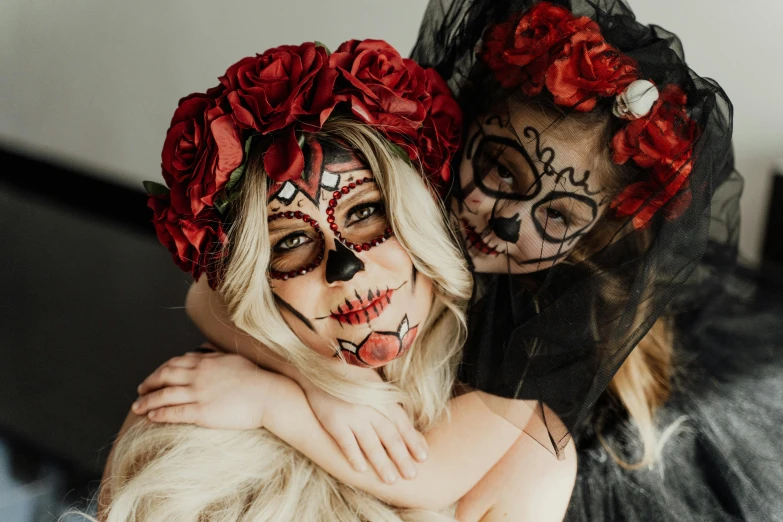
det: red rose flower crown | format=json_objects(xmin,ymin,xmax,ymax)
[
  {"xmin": 480, "ymin": 2, "xmax": 699, "ymax": 229},
  {"xmin": 145, "ymin": 39, "xmax": 462, "ymax": 287}
]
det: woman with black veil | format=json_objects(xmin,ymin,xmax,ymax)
[{"xmin": 411, "ymin": 0, "xmax": 783, "ymax": 519}]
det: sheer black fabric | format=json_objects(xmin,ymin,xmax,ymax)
[
  {"xmin": 566, "ymin": 262, "xmax": 783, "ymax": 521},
  {"xmin": 411, "ymin": 0, "xmax": 738, "ymax": 457}
]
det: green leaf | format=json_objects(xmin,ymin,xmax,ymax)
[
  {"xmin": 143, "ymin": 181, "xmax": 169, "ymax": 196},
  {"xmin": 314, "ymin": 41, "xmax": 331, "ymax": 55},
  {"xmin": 388, "ymin": 143, "xmax": 413, "ymax": 166},
  {"xmin": 227, "ymin": 189, "xmax": 242, "ymax": 204},
  {"xmin": 226, "ymin": 164, "xmax": 245, "ymax": 193},
  {"xmin": 214, "ymin": 194, "xmax": 230, "ymax": 215}
]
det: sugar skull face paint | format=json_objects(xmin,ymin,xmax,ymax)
[
  {"xmin": 338, "ymin": 315, "xmax": 419, "ymax": 367},
  {"xmin": 268, "ymin": 138, "xmax": 433, "ymax": 368},
  {"xmin": 453, "ymin": 101, "xmax": 610, "ymax": 274}
]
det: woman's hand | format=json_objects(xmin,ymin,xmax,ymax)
[
  {"xmin": 300, "ymin": 379, "xmax": 428, "ymax": 483},
  {"xmin": 185, "ymin": 280, "xmax": 428, "ymax": 483},
  {"xmin": 133, "ymin": 350, "xmax": 286, "ymax": 430}
]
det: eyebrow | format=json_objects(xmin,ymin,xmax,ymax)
[{"xmin": 267, "ymin": 221, "xmax": 309, "ymax": 234}]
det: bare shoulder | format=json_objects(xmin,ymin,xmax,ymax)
[{"xmin": 457, "ymin": 434, "xmax": 577, "ymax": 522}]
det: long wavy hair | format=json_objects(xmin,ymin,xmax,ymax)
[{"xmin": 95, "ymin": 119, "xmax": 473, "ymax": 522}]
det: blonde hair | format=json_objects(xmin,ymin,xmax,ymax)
[
  {"xmin": 220, "ymin": 118, "xmax": 472, "ymax": 429},
  {"xmin": 96, "ymin": 119, "xmax": 472, "ymax": 521}
]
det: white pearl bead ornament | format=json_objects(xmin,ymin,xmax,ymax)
[{"xmin": 613, "ymin": 79, "xmax": 659, "ymax": 120}]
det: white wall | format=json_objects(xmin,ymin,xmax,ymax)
[
  {"xmin": 1, "ymin": 0, "xmax": 780, "ymax": 263},
  {"xmin": 0, "ymin": 0, "xmax": 428, "ymax": 184},
  {"xmin": 629, "ymin": 0, "xmax": 783, "ymax": 263}
]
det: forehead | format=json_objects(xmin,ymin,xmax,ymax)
[
  {"xmin": 478, "ymin": 99, "xmax": 607, "ymax": 176},
  {"xmin": 267, "ymin": 138, "xmax": 371, "ymax": 211}
]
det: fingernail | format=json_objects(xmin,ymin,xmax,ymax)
[
  {"xmin": 131, "ymin": 401, "xmax": 139, "ymax": 411},
  {"xmin": 356, "ymin": 462, "xmax": 368, "ymax": 472},
  {"xmin": 136, "ymin": 385, "xmax": 142, "ymax": 393},
  {"xmin": 415, "ymin": 448, "xmax": 428, "ymax": 462},
  {"xmin": 402, "ymin": 464, "xmax": 417, "ymax": 480},
  {"xmin": 148, "ymin": 410, "xmax": 156, "ymax": 418},
  {"xmin": 384, "ymin": 472, "xmax": 398, "ymax": 484}
]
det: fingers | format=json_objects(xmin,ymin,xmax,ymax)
[
  {"xmin": 390, "ymin": 409, "xmax": 429, "ymax": 462},
  {"xmin": 132, "ymin": 386, "xmax": 194, "ymax": 415},
  {"xmin": 353, "ymin": 424, "xmax": 399, "ymax": 485},
  {"xmin": 330, "ymin": 425, "xmax": 368, "ymax": 473},
  {"xmin": 372, "ymin": 418, "xmax": 418, "ymax": 480},
  {"xmin": 137, "ymin": 365, "xmax": 195, "ymax": 395},
  {"xmin": 147, "ymin": 403, "xmax": 202, "ymax": 425}
]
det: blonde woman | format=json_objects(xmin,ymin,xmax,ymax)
[{"xmin": 97, "ymin": 38, "xmax": 578, "ymax": 522}]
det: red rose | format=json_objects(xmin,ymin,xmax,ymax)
[
  {"xmin": 481, "ymin": 3, "xmax": 600, "ymax": 93},
  {"xmin": 162, "ymin": 92, "xmax": 244, "ymax": 216},
  {"xmin": 161, "ymin": 92, "xmax": 223, "ymax": 185},
  {"xmin": 612, "ymin": 85, "xmax": 697, "ymax": 174},
  {"xmin": 481, "ymin": 21, "xmax": 526, "ymax": 89},
  {"xmin": 219, "ymin": 42, "xmax": 337, "ymax": 182},
  {"xmin": 546, "ymin": 30, "xmax": 638, "ymax": 111},
  {"xmin": 148, "ymin": 195, "xmax": 227, "ymax": 287},
  {"xmin": 331, "ymin": 39, "xmax": 430, "ymax": 137},
  {"xmin": 610, "ymin": 86, "xmax": 698, "ymax": 228},
  {"xmin": 417, "ymin": 69, "xmax": 462, "ymax": 188},
  {"xmin": 220, "ymin": 42, "xmax": 337, "ymax": 133},
  {"xmin": 611, "ymin": 166, "xmax": 692, "ymax": 229}
]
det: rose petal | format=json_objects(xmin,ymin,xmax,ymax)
[{"xmin": 263, "ymin": 127, "xmax": 305, "ymax": 182}]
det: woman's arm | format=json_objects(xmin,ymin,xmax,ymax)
[
  {"xmin": 264, "ymin": 376, "xmax": 525, "ymax": 511},
  {"xmin": 184, "ymin": 278, "xmax": 428, "ymax": 482},
  {"xmin": 135, "ymin": 352, "xmax": 532, "ymax": 510}
]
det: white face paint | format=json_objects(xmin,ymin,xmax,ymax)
[
  {"xmin": 267, "ymin": 138, "xmax": 433, "ymax": 368},
  {"xmin": 453, "ymin": 103, "xmax": 610, "ymax": 274}
]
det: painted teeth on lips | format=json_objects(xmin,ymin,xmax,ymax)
[
  {"xmin": 331, "ymin": 287, "xmax": 394, "ymax": 325},
  {"xmin": 461, "ymin": 220, "xmax": 500, "ymax": 256}
]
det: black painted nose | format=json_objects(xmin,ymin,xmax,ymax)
[
  {"xmin": 490, "ymin": 213, "xmax": 521, "ymax": 243},
  {"xmin": 325, "ymin": 239, "xmax": 365, "ymax": 284}
]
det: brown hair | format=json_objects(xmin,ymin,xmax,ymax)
[{"xmin": 525, "ymin": 95, "xmax": 674, "ymax": 467}]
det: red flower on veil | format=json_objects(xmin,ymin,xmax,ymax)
[{"xmin": 480, "ymin": 2, "xmax": 699, "ymax": 229}]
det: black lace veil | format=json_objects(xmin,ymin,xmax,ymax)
[{"xmin": 411, "ymin": 0, "xmax": 739, "ymax": 457}]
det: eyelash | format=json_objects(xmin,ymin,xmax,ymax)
[
  {"xmin": 497, "ymin": 164, "xmax": 514, "ymax": 182},
  {"xmin": 274, "ymin": 232, "xmax": 312, "ymax": 252},
  {"xmin": 272, "ymin": 200, "xmax": 383, "ymax": 251},
  {"xmin": 345, "ymin": 201, "xmax": 383, "ymax": 226},
  {"xmin": 544, "ymin": 207, "xmax": 568, "ymax": 225}
]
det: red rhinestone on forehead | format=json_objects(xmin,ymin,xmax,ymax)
[
  {"xmin": 327, "ymin": 177, "xmax": 393, "ymax": 253},
  {"xmin": 267, "ymin": 211, "xmax": 326, "ymax": 280}
]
